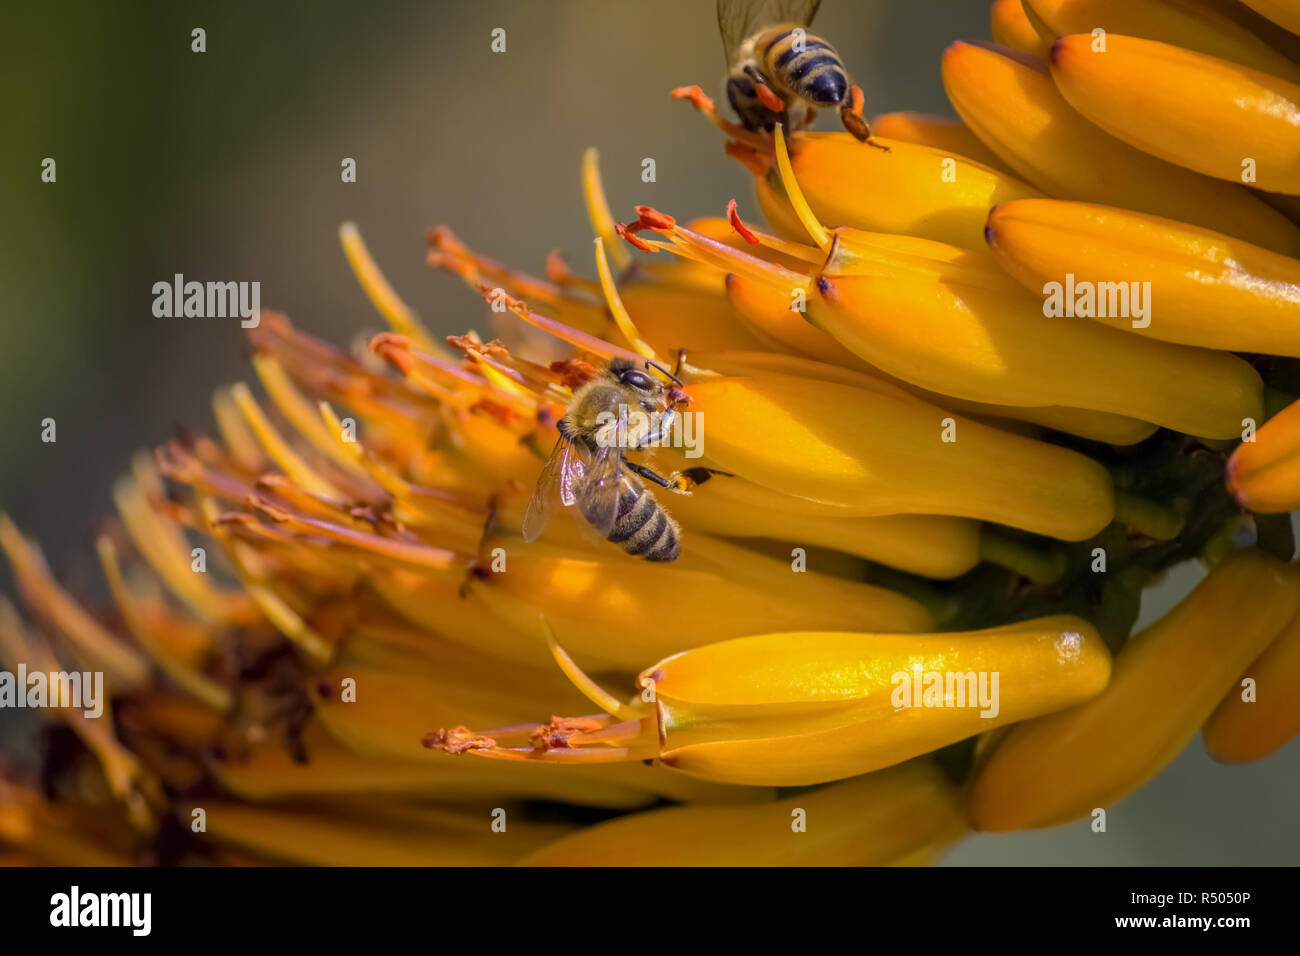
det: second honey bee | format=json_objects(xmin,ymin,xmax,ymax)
[
  {"xmin": 523, "ymin": 357, "xmax": 691, "ymax": 562},
  {"xmin": 718, "ymin": 0, "xmax": 883, "ymax": 146}
]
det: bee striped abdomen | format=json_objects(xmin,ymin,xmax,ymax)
[
  {"xmin": 762, "ymin": 29, "xmax": 849, "ymax": 106},
  {"xmin": 608, "ymin": 474, "xmax": 680, "ymax": 562}
]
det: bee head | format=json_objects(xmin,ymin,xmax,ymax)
[{"xmin": 607, "ymin": 357, "xmax": 688, "ymax": 410}]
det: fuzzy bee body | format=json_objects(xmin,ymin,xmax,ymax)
[
  {"xmin": 525, "ymin": 358, "xmax": 684, "ymax": 562},
  {"xmin": 719, "ymin": 0, "xmax": 875, "ymax": 142},
  {"xmin": 754, "ymin": 24, "xmax": 849, "ymax": 107},
  {"xmin": 726, "ymin": 22, "xmax": 850, "ymax": 132},
  {"xmin": 607, "ymin": 469, "xmax": 681, "ymax": 562}
]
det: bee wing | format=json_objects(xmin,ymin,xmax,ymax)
[
  {"xmin": 522, "ymin": 436, "xmax": 585, "ymax": 543},
  {"xmin": 776, "ymin": 0, "xmax": 822, "ymax": 25},
  {"xmin": 717, "ymin": 0, "xmax": 823, "ymax": 63},
  {"xmin": 576, "ymin": 444, "xmax": 623, "ymax": 537}
]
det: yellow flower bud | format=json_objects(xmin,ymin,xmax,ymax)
[
  {"xmin": 518, "ymin": 759, "xmax": 966, "ymax": 866},
  {"xmin": 1228, "ymin": 397, "xmax": 1300, "ymax": 513},
  {"xmin": 870, "ymin": 110, "xmax": 1015, "ymax": 173},
  {"xmin": 1026, "ymin": 0, "xmax": 1300, "ymax": 83},
  {"xmin": 969, "ymin": 550, "xmax": 1300, "ymax": 831},
  {"xmin": 768, "ymin": 131, "xmax": 1041, "ymax": 250},
  {"xmin": 991, "ymin": 0, "xmax": 1050, "ymax": 57},
  {"xmin": 1203, "ymin": 604, "xmax": 1300, "ymax": 764},
  {"xmin": 942, "ymin": 40, "xmax": 1300, "ymax": 253},
  {"xmin": 686, "ymin": 374, "xmax": 1116, "ymax": 539},
  {"xmin": 1242, "ymin": 0, "xmax": 1300, "ymax": 36},
  {"xmin": 809, "ymin": 269, "xmax": 1264, "ymax": 439},
  {"xmin": 645, "ymin": 616, "xmax": 1110, "ymax": 786},
  {"xmin": 1050, "ymin": 33, "xmax": 1300, "ymax": 195},
  {"xmin": 986, "ymin": 199, "xmax": 1300, "ymax": 356}
]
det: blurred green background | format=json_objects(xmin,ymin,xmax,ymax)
[{"xmin": 2, "ymin": 0, "xmax": 1296, "ymax": 864}]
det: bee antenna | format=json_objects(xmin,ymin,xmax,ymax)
[{"xmin": 645, "ymin": 359, "xmax": 682, "ymax": 386}]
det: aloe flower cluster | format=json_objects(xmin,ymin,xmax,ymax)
[{"xmin": 2, "ymin": 0, "xmax": 1300, "ymax": 866}]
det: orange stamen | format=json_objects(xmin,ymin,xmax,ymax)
[
  {"xmin": 247, "ymin": 497, "xmax": 457, "ymax": 571},
  {"xmin": 670, "ymin": 85, "xmax": 714, "ymax": 113},
  {"xmin": 549, "ymin": 358, "xmax": 600, "ymax": 390},
  {"xmin": 727, "ymin": 199, "xmax": 761, "ymax": 245},
  {"xmin": 669, "ymin": 83, "xmax": 769, "ymax": 149},
  {"xmin": 470, "ymin": 283, "xmax": 642, "ymax": 364},
  {"xmin": 424, "ymin": 726, "xmax": 498, "ymax": 755},
  {"xmin": 626, "ymin": 210, "xmax": 810, "ymax": 287},
  {"xmin": 528, "ymin": 716, "xmax": 606, "ymax": 750},
  {"xmin": 615, "ymin": 221, "xmax": 656, "ymax": 253},
  {"xmin": 544, "ymin": 250, "xmax": 570, "ymax": 285},
  {"xmin": 634, "ymin": 205, "xmax": 676, "ymax": 232}
]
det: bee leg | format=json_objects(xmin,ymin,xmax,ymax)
[
  {"xmin": 624, "ymin": 461, "xmax": 676, "ymax": 489},
  {"xmin": 842, "ymin": 85, "xmax": 890, "ymax": 151},
  {"xmin": 673, "ymin": 466, "xmax": 734, "ymax": 491},
  {"xmin": 627, "ymin": 462, "xmax": 734, "ymax": 493},
  {"xmin": 628, "ymin": 408, "xmax": 677, "ymax": 450}
]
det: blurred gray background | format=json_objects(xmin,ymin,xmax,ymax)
[{"xmin": 1, "ymin": 0, "xmax": 1296, "ymax": 864}]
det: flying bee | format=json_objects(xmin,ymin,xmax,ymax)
[
  {"xmin": 718, "ymin": 0, "xmax": 883, "ymax": 146},
  {"xmin": 523, "ymin": 357, "xmax": 691, "ymax": 562}
]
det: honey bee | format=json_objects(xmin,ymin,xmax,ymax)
[
  {"xmin": 523, "ymin": 357, "xmax": 690, "ymax": 562},
  {"xmin": 718, "ymin": 0, "xmax": 883, "ymax": 146}
]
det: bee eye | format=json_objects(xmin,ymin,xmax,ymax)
[{"xmin": 620, "ymin": 370, "xmax": 655, "ymax": 391}]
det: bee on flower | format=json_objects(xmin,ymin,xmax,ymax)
[{"xmin": 5, "ymin": 0, "xmax": 1300, "ymax": 870}]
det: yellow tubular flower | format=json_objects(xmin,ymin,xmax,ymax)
[
  {"xmin": 694, "ymin": 340, "xmax": 1156, "ymax": 446},
  {"xmin": 992, "ymin": 0, "xmax": 1050, "ymax": 56},
  {"xmin": 444, "ymin": 616, "xmax": 1110, "ymax": 788},
  {"xmin": 985, "ymin": 198, "xmax": 1300, "ymax": 355},
  {"xmin": 649, "ymin": 617, "xmax": 1111, "ymax": 786},
  {"xmin": 636, "ymin": 212, "xmax": 1157, "ymax": 444},
  {"xmin": 870, "ymin": 110, "xmax": 1016, "ymax": 174},
  {"xmin": 663, "ymin": 475, "xmax": 983, "ymax": 579},
  {"xmin": 808, "ymin": 271, "xmax": 1264, "ymax": 439},
  {"xmin": 308, "ymin": 629, "xmax": 594, "ymax": 760},
  {"xmin": 764, "ymin": 132, "xmax": 1042, "ymax": 250},
  {"xmin": 517, "ymin": 760, "xmax": 966, "ymax": 866},
  {"xmin": 723, "ymin": 271, "xmax": 871, "ymax": 366},
  {"xmin": 469, "ymin": 550, "xmax": 935, "ymax": 671},
  {"xmin": 0, "ymin": 516, "xmax": 152, "ymax": 692},
  {"xmin": 0, "ymin": 783, "xmax": 137, "ymax": 866},
  {"xmin": 619, "ymin": 281, "xmax": 772, "ymax": 353},
  {"xmin": 1024, "ymin": 0, "xmax": 1300, "ymax": 82},
  {"xmin": 1242, "ymin": 0, "xmax": 1300, "ymax": 35},
  {"xmin": 13, "ymin": 0, "xmax": 1300, "ymax": 868},
  {"xmin": 968, "ymin": 550, "xmax": 1300, "ymax": 831},
  {"xmin": 1227, "ymin": 397, "xmax": 1300, "ymax": 512},
  {"xmin": 192, "ymin": 799, "xmax": 573, "ymax": 867},
  {"xmin": 433, "ymin": 223, "xmax": 774, "ymax": 356},
  {"xmin": 1050, "ymin": 33, "xmax": 1300, "ymax": 195},
  {"xmin": 685, "ymin": 374, "xmax": 1116, "ymax": 539},
  {"xmin": 1203, "ymin": 606, "xmax": 1300, "ymax": 764},
  {"xmin": 942, "ymin": 40, "xmax": 1300, "ymax": 254},
  {"xmin": 212, "ymin": 719, "xmax": 765, "ymax": 809}
]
